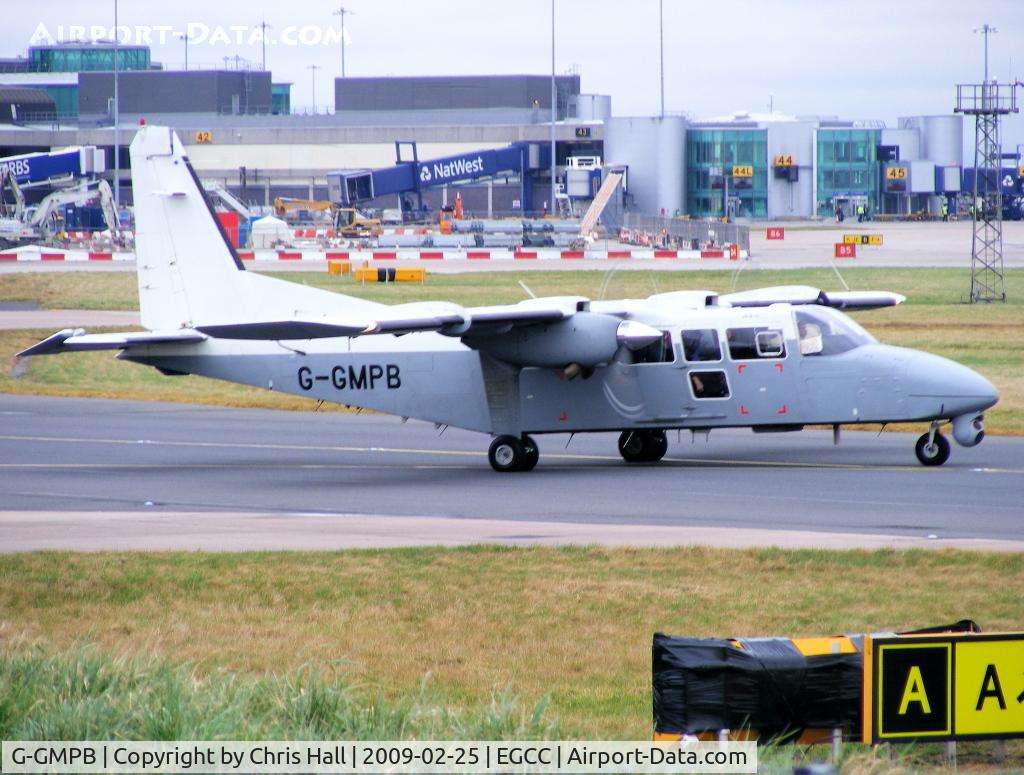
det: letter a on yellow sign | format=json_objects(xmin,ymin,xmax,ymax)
[
  {"xmin": 899, "ymin": 666, "xmax": 932, "ymax": 715},
  {"xmin": 955, "ymin": 640, "xmax": 1024, "ymax": 734}
]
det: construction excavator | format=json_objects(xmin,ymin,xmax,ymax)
[{"xmin": 0, "ymin": 177, "xmax": 119, "ymax": 248}]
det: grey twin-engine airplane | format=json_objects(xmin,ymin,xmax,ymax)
[{"xmin": 19, "ymin": 125, "xmax": 998, "ymax": 472}]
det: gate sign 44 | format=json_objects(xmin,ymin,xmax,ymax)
[{"xmin": 865, "ymin": 633, "xmax": 1024, "ymax": 742}]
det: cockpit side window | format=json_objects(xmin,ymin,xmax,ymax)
[
  {"xmin": 727, "ymin": 327, "xmax": 787, "ymax": 360},
  {"xmin": 682, "ymin": 328, "xmax": 722, "ymax": 362},
  {"xmin": 634, "ymin": 330, "xmax": 675, "ymax": 364},
  {"xmin": 795, "ymin": 308, "xmax": 875, "ymax": 356}
]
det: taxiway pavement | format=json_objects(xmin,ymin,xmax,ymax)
[{"xmin": 1, "ymin": 395, "xmax": 1021, "ymax": 552}]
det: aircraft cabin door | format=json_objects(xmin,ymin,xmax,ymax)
[
  {"xmin": 721, "ymin": 325, "xmax": 796, "ymax": 423},
  {"xmin": 631, "ymin": 330, "xmax": 691, "ymax": 423}
]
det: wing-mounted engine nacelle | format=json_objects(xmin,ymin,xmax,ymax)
[
  {"xmin": 468, "ymin": 312, "xmax": 656, "ymax": 369},
  {"xmin": 952, "ymin": 412, "xmax": 986, "ymax": 447}
]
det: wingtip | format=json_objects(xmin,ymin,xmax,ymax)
[{"xmin": 16, "ymin": 328, "xmax": 77, "ymax": 358}]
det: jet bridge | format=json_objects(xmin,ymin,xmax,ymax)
[
  {"xmin": 328, "ymin": 141, "xmax": 549, "ymax": 216},
  {"xmin": 0, "ymin": 147, "xmax": 105, "ymax": 188}
]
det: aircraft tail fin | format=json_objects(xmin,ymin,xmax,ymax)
[
  {"xmin": 131, "ymin": 125, "xmax": 251, "ymax": 330},
  {"xmin": 129, "ymin": 125, "xmax": 382, "ymax": 331}
]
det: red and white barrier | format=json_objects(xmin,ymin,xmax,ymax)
[{"xmin": 0, "ymin": 244, "xmax": 748, "ymax": 263}]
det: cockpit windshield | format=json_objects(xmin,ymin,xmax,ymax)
[{"xmin": 795, "ymin": 306, "xmax": 876, "ymax": 356}]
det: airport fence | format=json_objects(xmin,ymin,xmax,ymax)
[{"xmin": 623, "ymin": 214, "xmax": 750, "ymax": 255}]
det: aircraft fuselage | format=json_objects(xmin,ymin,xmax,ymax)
[{"xmin": 125, "ymin": 302, "xmax": 996, "ymax": 442}]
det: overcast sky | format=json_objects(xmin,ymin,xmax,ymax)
[{"xmin": 6, "ymin": 1, "xmax": 1024, "ymax": 153}]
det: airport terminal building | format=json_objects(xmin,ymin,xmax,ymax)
[{"xmin": 0, "ymin": 42, "xmax": 979, "ymax": 220}]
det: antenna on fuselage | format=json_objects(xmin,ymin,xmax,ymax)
[
  {"xmin": 518, "ymin": 280, "xmax": 537, "ymax": 300},
  {"xmin": 829, "ymin": 261, "xmax": 851, "ymax": 291}
]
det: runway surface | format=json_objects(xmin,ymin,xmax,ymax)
[{"xmin": 1, "ymin": 394, "xmax": 1021, "ymax": 552}]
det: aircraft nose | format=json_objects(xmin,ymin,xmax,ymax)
[{"xmin": 907, "ymin": 353, "xmax": 999, "ymax": 413}]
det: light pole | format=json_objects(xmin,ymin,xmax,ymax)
[
  {"xmin": 659, "ymin": 0, "xmax": 664, "ymax": 117},
  {"xmin": 176, "ymin": 31, "xmax": 191, "ymax": 71},
  {"xmin": 333, "ymin": 6, "xmax": 354, "ymax": 78},
  {"xmin": 308, "ymin": 64, "xmax": 320, "ymax": 113},
  {"xmin": 974, "ymin": 23, "xmax": 997, "ymax": 84},
  {"xmin": 550, "ymin": 0, "xmax": 556, "ymax": 216},
  {"xmin": 257, "ymin": 19, "xmax": 271, "ymax": 71},
  {"xmin": 113, "ymin": 0, "xmax": 119, "ymax": 209}
]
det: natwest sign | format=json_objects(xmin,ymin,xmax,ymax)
[{"xmin": 418, "ymin": 154, "xmax": 487, "ymax": 186}]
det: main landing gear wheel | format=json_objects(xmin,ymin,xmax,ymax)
[
  {"xmin": 488, "ymin": 434, "xmax": 539, "ymax": 472},
  {"xmin": 915, "ymin": 431, "xmax": 951, "ymax": 466},
  {"xmin": 617, "ymin": 430, "xmax": 668, "ymax": 463},
  {"xmin": 520, "ymin": 434, "xmax": 539, "ymax": 472}
]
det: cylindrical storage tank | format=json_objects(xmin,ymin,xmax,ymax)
[
  {"xmin": 655, "ymin": 118, "xmax": 685, "ymax": 216},
  {"xmin": 881, "ymin": 128, "xmax": 920, "ymax": 161},
  {"xmin": 605, "ymin": 117, "xmax": 660, "ymax": 215},
  {"xmin": 604, "ymin": 116, "xmax": 685, "ymax": 217},
  {"xmin": 921, "ymin": 115, "xmax": 963, "ymax": 167},
  {"xmin": 572, "ymin": 94, "xmax": 612, "ymax": 121}
]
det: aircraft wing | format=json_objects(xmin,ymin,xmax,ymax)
[
  {"xmin": 194, "ymin": 298, "xmax": 586, "ymax": 340},
  {"xmin": 17, "ymin": 328, "xmax": 207, "ymax": 357},
  {"xmin": 719, "ymin": 285, "xmax": 905, "ymax": 310}
]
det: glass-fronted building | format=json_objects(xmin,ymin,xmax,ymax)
[
  {"xmin": 271, "ymin": 83, "xmax": 291, "ymax": 115},
  {"xmin": 22, "ymin": 45, "xmax": 152, "ymax": 119},
  {"xmin": 686, "ymin": 128, "xmax": 768, "ymax": 218},
  {"xmin": 815, "ymin": 128, "xmax": 880, "ymax": 217},
  {"xmin": 28, "ymin": 45, "xmax": 150, "ymax": 73}
]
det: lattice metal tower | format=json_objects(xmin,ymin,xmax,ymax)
[{"xmin": 955, "ymin": 82, "xmax": 1017, "ymax": 302}]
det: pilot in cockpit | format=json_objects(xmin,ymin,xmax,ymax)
[{"xmin": 798, "ymin": 320, "xmax": 823, "ymax": 355}]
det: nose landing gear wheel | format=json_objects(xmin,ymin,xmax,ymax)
[
  {"xmin": 488, "ymin": 435, "xmax": 539, "ymax": 472},
  {"xmin": 618, "ymin": 430, "xmax": 668, "ymax": 463},
  {"xmin": 915, "ymin": 431, "xmax": 951, "ymax": 466}
]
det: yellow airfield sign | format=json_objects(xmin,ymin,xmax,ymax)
[
  {"xmin": 956, "ymin": 639, "xmax": 1024, "ymax": 735},
  {"xmin": 865, "ymin": 633, "xmax": 1024, "ymax": 742}
]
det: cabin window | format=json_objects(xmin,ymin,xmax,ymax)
[
  {"xmin": 756, "ymin": 330, "xmax": 785, "ymax": 357},
  {"xmin": 682, "ymin": 328, "xmax": 722, "ymax": 362},
  {"xmin": 689, "ymin": 370, "xmax": 730, "ymax": 399},
  {"xmin": 635, "ymin": 330, "xmax": 675, "ymax": 364},
  {"xmin": 726, "ymin": 327, "xmax": 787, "ymax": 360}
]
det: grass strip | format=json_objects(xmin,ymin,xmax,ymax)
[
  {"xmin": 0, "ymin": 646, "xmax": 558, "ymax": 741},
  {"xmin": 3, "ymin": 546, "xmax": 1022, "ymax": 740}
]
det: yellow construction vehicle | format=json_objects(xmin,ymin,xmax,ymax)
[
  {"xmin": 333, "ymin": 207, "xmax": 380, "ymax": 238},
  {"xmin": 273, "ymin": 197, "xmax": 334, "ymax": 222}
]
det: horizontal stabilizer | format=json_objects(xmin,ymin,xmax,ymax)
[
  {"xmin": 18, "ymin": 328, "xmax": 207, "ymax": 357},
  {"xmin": 720, "ymin": 285, "xmax": 904, "ymax": 311}
]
